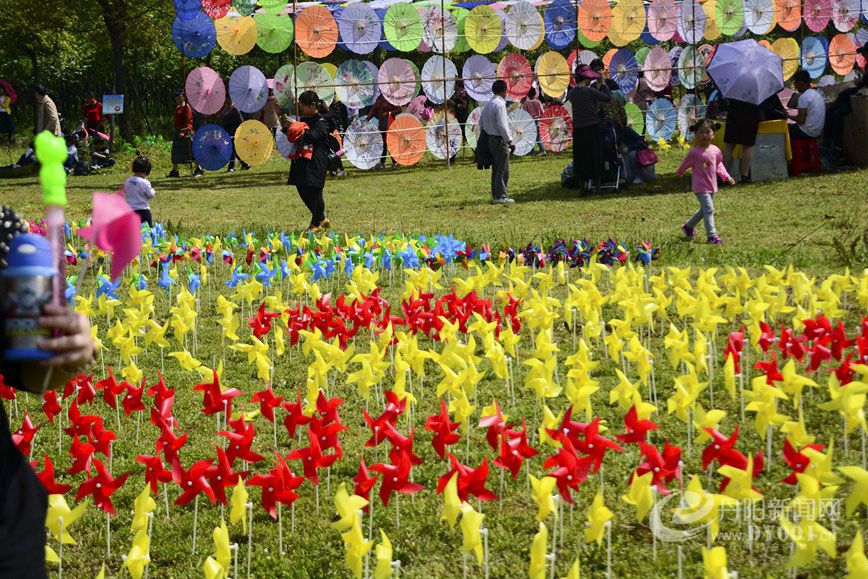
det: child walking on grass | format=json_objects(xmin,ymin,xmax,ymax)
[
  {"xmin": 676, "ymin": 118, "xmax": 734, "ymax": 245},
  {"xmin": 124, "ymin": 155, "xmax": 155, "ymax": 227}
]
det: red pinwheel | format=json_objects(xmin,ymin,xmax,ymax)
[
  {"xmin": 437, "ymin": 454, "xmax": 498, "ymax": 502},
  {"xmin": 282, "ymin": 393, "xmax": 311, "ymax": 438},
  {"xmin": 67, "ymin": 437, "xmax": 96, "ymax": 475},
  {"xmin": 0, "ymin": 377, "xmax": 15, "ymax": 402},
  {"xmin": 758, "ymin": 322, "xmax": 776, "ymax": 353},
  {"xmin": 424, "ymin": 400, "xmax": 462, "ymax": 460},
  {"xmin": 828, "ymin": 322, "xmax": 852, "ymax": 360},
  {"xmin": 89, "ymin": 421, "xmax": 117, "ymax": 458},
  {"xmin": 315, "ymin": 392, "xmax": 344, "ymax": 424},
  {"xmin": 386, "ymin": 426, "xmax": 422, "ymax": 467},
  {"xmin": 835, "ymin": 354, "xmax": 855, "ymax": 385},
  {"xmin": 64, "ymin": 373, "xmax": 96, "ymax": 406},
  {"xmin": 251, "ymin": 384, "xmax": 283, "ymax": 423},
  {"xmin": 572, "ymin": 417, "xmax": 623, "ymax": 472},
  {"xmin": 42, "ymin": 390, "xmax": 62, "ymax": 424},
  {"xmin": 172, "ymin": 458, "xmax": 217, "ymax": 505},
  {"xmin": 288, "ymin": 429, "xmax": 339, "ymax": 485},
  {"xmin": 778, "ymin": 326, "xmax": 807, "ymax": 362},
  {"xmin": 546, "ymin": 406, "xmax": 589, "ymax": 449},
  {"xmin": 122, "ymin": 378, "xmax": 147, "ymax": 416},
  {"xmin": 543, "ymin": 439, "xmax": 593, "ymax": 504},
  {"xmin": 369, "ymin": 453, "xmax": 424, "ymax": 506},
  {"xmin": 11, "ymin": 412, "xmax": 38, "ymax": 456},
  {"xmin": 781, "ymin": 439, "xmax": 825, "ymax": 485},
  {"xmin": 34, "ymin": 455, "xmax": 72, "ymax": 494},
  {"xmin": 148, "ymin": 372, "xmax": 175, "ymax": 407},
  {"xmin": 249, "ymin": 303, "xmax": 281, "ymax": 340},
  {"xmin": 150, "ymin": 397, "xmax": 177, "ymax": 431},
  {"xmin": 220, "ymin": 417, "xmax": 266, "ymax": 465},
  {"xmin": 478, "ymin": 399, "xmax": 507, "ymax": 450},
  {"xmin": 701, "ymin": 426, "xmax": 748, "ymax": 471},
  {"xmin": 248, "ymin": 453, "xmax": 304, "ymax": 518},
  {"xmin": 364, "ymin": 409, "xmax": 396, "ymax": 447},
  {"xmin": 353, "ymin": 455, "xmax": 378, "ymax": 510},
  {"xmin": 493, "ymin": 420, "xmax": 537, "ymax": 479},
  {"xmin": 807, "ymin": 338, "xmax": 832, "ymax": 372},
  {"xmin": 136, "ymin": 454, "xmax": 173, "ymax": 494},
  {"xmin": 207, "ymin": 446, "xmax": 249, "ymax": 504},
  {"xmin": 156, "ymin": 425, "xmax": 189, "ymax": 465},
  {"xmin": 195, "ymin": 370, "xmax": 242, "ymax": 416},
  {"xmin": 96, "ymin": 368, "xmax": 125, "ymax": 409},
  {"xmin": 76, "ymin": 459, "xmax": 129, "ymax": 515},
  {"xmin": 724, "ymin": 328, "xmax": 744, "ymax": 373},
  {"xmin": 309, "ymin": 415, "xmax": 347, "ymax": 457},
  {"xmin": 802, "ymin": 314, "xmax": 832, "ymax": 342},
  {"xmin": 616, "ymin": 405, "xmax": 659, "ymax": 444},
  {"xmin": 755, "ymin": 352, "xmax": 784, "ymax": 384},
  {"xmin": 635, "ymin": 440, "xmax": 682, "ymax": 494}
]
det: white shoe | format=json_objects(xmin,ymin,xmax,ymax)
[{"xmin": 491, "ymin": 196, "xmax": 515, "ymax": 204}]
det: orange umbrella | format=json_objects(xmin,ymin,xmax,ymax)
[
  {"xmin": 602, "ymin": 48, "xmax": 619, "ymax": 71},
  {"xmin": 829, "ymin": 34, "xmax": 856, "ymax": 76},
  {"xmin": 758, "ymin": 39, "xmax": 773, "ymax": 51},
  {"xmin": 387, "ymin": 114, "xmax": 426, "ymax": 166},
  {"xmin": 578, "ymin": 0, "xmax": 612, "ymax": 43},
  {"xmin": 774, "ymin": 0, "xmax": 801, "ymax": 32},
  {"xmin": 295, "ymin": 5, "xmax": 339, "ymax": 58}
]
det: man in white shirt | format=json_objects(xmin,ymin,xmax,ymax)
[
  {"xmin": 480, "ymin": 80, "xmax": 515, "ymax": 204},
  {"xmin": 787, "ymin": 70, "xmax": 825, "ymax": 140}
]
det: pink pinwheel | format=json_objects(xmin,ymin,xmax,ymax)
[
  {"xmin": 76, "ymin": 191, "xmax": 143, "ymax": 281},
  {"xmin": 76, "ymin": 459, "xmax": 129, "ymax": 515},
  {"xmin": 282, "ymin": 393, "xmax": 311, "ymax": 438},
  {"xmin": 353, "ymin": 455, "xmax": 379, "ymax": 510},
  {"xmin": 543, "ymin": 439, "xmax": 593, "ymax": 504},
  {"xmin": 172, "ymin": 458, "xmax": 217, "ymax": 506},
  {"xmin": 220, "ymin": 417, "xmax": 266, "ymax": 465},
  {"xmin": 42, "ymin": 390, "xmax": 62, "ymax": 424},
  {"xmin": 781, "ymin": 439, "xmax": 825, "ymax": 485},
  {"xmin": 248, "ymin": 454, "xmax": 304, "ymax": 519},
  {"xmin": 493, "ymin": 421, "xmax": 538, "ymax": 479},
  {"xmin": 369, "ymin": 454, "xmax": 424, "ymax": 506},
  {"xmin": 478, "ymin": 399, "xmax": 507, "ymax": 451},
  {"xmin": 424, "ymin": 400, "xmax": 462, "ymax": 460},
  {"xmin": 136, "ymin": 454, "xmax": 173, "ymax": 494},
  {"xmin": 251, "ymin": 384, "xmax": 283, "ymax": 423},
  {"xmin": 701, "ymin": 426, "xmax": 748, "ymax": 471},
  {"xmin": 122, "ymin": 378, "xmax": 147, "ymax": 416},
  {"xmin": 288, "ymin": 429, "xmax": 339, "ymax": 485},
  {"xmin": 635, "ymin": 440, "xmax": 682, "ymax": 494},
  {"xmin": 437, "ymin": 454, "xmax": 498, "ymax": 502},
  {"xmin": 207, "ymin": 446, "xmax": 249, "ymax": 504},
  {"xmin": 616, "ymin": 405, "xmax": 660, "ymax": 444},
  {"xmin": 12, "ymin": 412, "xmax": 38, "ymax": 456},
  {"xmin": 34, "ymin": 455, "xmax": 72, "ymax": 494}
]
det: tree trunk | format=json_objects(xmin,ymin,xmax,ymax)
[{"xmin": 96, "ymin": 0, "xmax": 133, "ymax": 141}]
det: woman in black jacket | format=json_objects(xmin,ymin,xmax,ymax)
[{"xmin": 283, "ymin": 90, "xmax": 331, "ymax": 232}]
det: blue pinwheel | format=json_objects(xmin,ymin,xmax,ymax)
[
  {"xmin": 158, "ymin": 264, "xmax": 176, "ymax": 291},
  {"xmin": 188, "ymin": 271, "xmax": 201, "ymax": 294},
  {"xmin": 96, "ymin": 276, "xmax": 121, "ymax": 300},
  {"xmin": 310, "ymin": 260, "xmax": 328, "ymax": 282},
  {"xmin": 135, "ymin": 274, "xmax": 148, "ymax": 291},
  {"xmin": 343, "ymin": 255, "xmax": 355, "ymax": 277},
  {"xmin": 225, "ymin": 267, "xmax": 248, "ymax": 288},
  {"xmin": 279, "ymin": 259, "xmax": 291, "ymax": 280},
  {"xmin": 65, "ymin": 277, "xmax": 77, "ymax": 303},
  {"xmin": 382, "ymin": 250, "xmax": 393, "ymax": 271},
  {"xmin": 256, "ymin": 262, "xmax": 277, "ymax": 287}
]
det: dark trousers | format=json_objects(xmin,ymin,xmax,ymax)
[
  {"xmin": 134, "ymin": 209, "xmax": 153, "ymax": 227},
  {"xmin": 789, "ymin": 124, "xmax": 814, "ymax": 141},
  {"xmin": 488, "ymin": 135, "xmax": 510, "ymax": 198},
  {"xmin": 297, "ymin": 186, "xmax": 325, "ymax": 226}
]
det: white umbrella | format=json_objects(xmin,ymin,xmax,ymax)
[
  {"xmin": 422, "ymin": 7, "xmax": 458, "ymax": 54},
  {"xmin": 505, "ymin": 1, "xmax": 544, "ymax": 50},
  {"xmin": 421, "ymin": 55, "xmax": 457, "ymax": 105},
  {"xmin": 426, "ymin": 110, "xmax": 463, "ymax": 159},
  {"xmin": 344, "ymin": 118, "xmax": 383, "ymax": 170},
  {"xmin": 509, "ymin": 108, "xmax": 537, "ymax": 156},
  {"xmin": 465, "ymin": 106, "xmax": 484, "ymax": 150}
]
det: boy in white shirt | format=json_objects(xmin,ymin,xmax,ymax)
[
  {"xmin": 124, "ymin": 155, "xmax": 155, "ymax": 226},
  {"xmin": 787, "ymin": 70, "xmax": 825, "ymax": 140}
]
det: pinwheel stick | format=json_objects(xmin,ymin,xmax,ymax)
[
  {"xmin": 106, "ymin": 511, "xmax": 111, "ymax": 557},
  {"xmin": 192, "ymin": 495, "xmax": 199, "ymax": 553},
  {"xmin": 278, "ymin": 503, "xmax": 284, "ymax": 555},
  {"xmin": 58, "ymin": 516, "xmax": 63, "ymax": 579},
  {"xmin": 677, "ymin": 545, "xmax": 683, "ymax": 579},
  {"xmin": 396, "ymin": 494, "xmax": 400, "ymax": 531},
  {"xmin": 246, "ymin": 502, "xmax": 253, "ymax": 579},
  {"xmin": 481, "ymin": 528, "xmax": 489, "ymax": 579},
  {"xmin": 605, "ymin": 520, "xmax": 612, "ymax": 579}
]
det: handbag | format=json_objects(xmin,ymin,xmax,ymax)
[{"xmin": 636, "ymin": 148, "xmax": 659, "ymax": 167}]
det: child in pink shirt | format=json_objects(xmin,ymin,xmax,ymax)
[{"xmin": 676, "ymin": 118, "xmax": 735, "ymax": 244}]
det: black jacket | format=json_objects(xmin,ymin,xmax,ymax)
[{"xmin": 287, "ymin": 114, "xmax": 331, "ymax": 189}]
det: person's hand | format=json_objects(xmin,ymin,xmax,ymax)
[
  {"xmin": 38, "ymin": 303, "xmax": 95, "ymax": 371},
  {"xmin": 726, "ymin": 176, "xmax": 736, "ymax": 185},
  {"xmin": 509, "ymin": 143, "xmax": 516, "ymax": 153}
]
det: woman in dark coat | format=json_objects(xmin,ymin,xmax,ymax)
[
  {"xmin": 283, "ymin": 90, "xmax": 332, "ymax": 232},
  {"xmin": 722, "ymin": 99, "xmax": 762, "ymax": 183}
]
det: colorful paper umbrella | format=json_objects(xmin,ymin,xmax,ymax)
[
  {"xmin": 383, "ymin": 3, "xmax": 423, "ymax": 52},
  {"xmin": 172, "ymin": 12, "xmax": 216, "ymax": 58},
  {"xmin": 254, "ymin": 13, "xmax": 293, "ymax": 54},
  {"xmin": 233, "ymin": 0, "xmax": 257, "ymax": 17},
  {"xmin": 293, "ymin": 61, "xmax": 335, "ymax": 106},
  {"xmin": 743, "ymin": 0, "xmax": 775, "ymax": 34},
  {"xmin": 201, "ymin": 0, "xmax": 230, "ymax": 20},
  {"xmin": 425, "ymin": 111, "xmax": 462, "ymax": 160},
  {"xmin": 707, "ymin": 39, "xmax": 783, "ymax": 105},
  {"xmin": 539, "ymin": 104, "xmax": 572, "ymax": 153},
  {"xmin": 801, "ymin": 36, "xmax": 829, "ymax": 79},
  {"xmin": 608, "ymin": 23, "xmax": 626, "ymax": 49},
  {"xmin": 215, "ymin": 14, "xmax": 257, "ymax": 56},
  {"xmin": 464, "ymin": 106, "xmax": 484, "ymax": 150},
  {"xmin": 509, "ymin": 108, "xmax": 537, "ymax": 156},
  {"xmin": 451, "ymin": 7, "xmax": 471, "ymax": 53},
  {"xmin": 498, "ymin": 53, "xmax": 533, "ymax": 100},
  {"xmin": 186, "ymin": 67, "xmax": 225, "ymax": 116},
  {"xmin": 462, "ymin": 55, "xmax": 496, "ymax": 102},
  {"xmin": 374, "ymin": 7, "xmax": 396, "ymax": 52},
  {"xmin": 829, "ymin": 34, "xmax": 856, "ymax": 75},
  {"xmin": 669, "ymin": 46, "xmax": 684, "ymax": 87},
  {"xmin": 258, "ymin": 0, "xmax": 284, "ymax": 16},
  {"xmin": 378, "ymin": 58, "xmax": 417, "ymax": 107},
  {"xmin": 275, "ymin": 124, "xmax": 297, "ymax": 159},
  {"xmin": 234, "ymin": 120, "xmax": 272, "ymax": 166},
  {"xmin": 645, "ymin": 98, "xmax": 677, "ymax": 141},
  {"xmin": 505, "ymin": 1, "xmax": 543, "ymax": 50},
  {"xmin": 192, "ymin": 125, "xmax": 232, "ymax": 171},
  {"xmin": 648, "ymin": 0, "xmax": 678, "ymax": 41},
  {"xmin": 677, "ymin": 94, "xmax": 707, "ymax": 140},
  {"xmin": 345, "ymin": 118, "xmax": 383, "ymax": 170},
  {"xmin": 610, "ymin": 49, "xmax": 639, "ymax": 93},
  {"xmin": 715, "ymin": 0, "xmax": 745, "ymax": 35},
  {"xmin": 422, "ymin": 7, "xmax": 458, "ymax": 54},
  {"xmin": 771, "ymin": 37, "xmax": 800, "ymax": 80},
  {"xmin": 678, "ymin": 45, "xmax": 704, "ymax": 89},
  {"xmin": 678, "ymin": 0, "xmax": 707, "ymax": 44},
  {"xmin": 804, "ymin": 0, "xmax": 832, "ymax": 32},
  {"xmin": 229, "ymin": 65, "xmax": 269, "ymax": 114},
  {"xmin": 385, "ymin": 113, "xmax": 426, "ymax": 166},
  {"xmin": 774, "ymin": 0, "xmax": 802, "ymax": 32},
  {"xmin": 612, "ymin": 0, "xmax": 646, "ymax": 44},
  {"xmin": 832, "ymin": 0, "xmax": 860, "ymax": 31},
  {"xmin": 273, "ymin": 64, "xmax": 296, "ymax": 110},
  {"xmin": 635, "ymin": 47, "xmax": 650, "ymax": 67},
  {"xmin": 536, "ymin": 51, "xmax": 570, "ymax": 98},
  {"xmin": 336, "ymin": 60, "xmax": 376, "ymax": 110},
  {"xmin": 698, "ymin": 44, "xmax": 716, "ymax": 85},
  {"xmin": 578, "ymin": 0, "xmax": 613, "ymax": 43},
  {"xmin": 296, "ymin": 6, "xmax": 338, "ymax": 58},
  {"xmin": 365, "ymin": 61, "xmax": 381, "ymax": 103},
  {"xmin": 544, "ymin": 0, "xmax": 576, "ymax": 50},
  {"xmin": 338, "ymin": 2, "xmax": 381, "ymax": 56},
  {"xmin": 175, "ymin": 0, "xmax": 201, "ymax": 20},
  {"xmin": 464, "ymin": 5, "xmax": 501, "ymax": 55},
  {"xmin": 602, "ymin": 48, "xmax": 618, "ymax": 71},
  {"xmin": 421, "ymin": 56, "xmax": 456, "ymax": 105},
  {"xmin": 702, "ymin": 0, "xmax": 722, "ymax": 41},
  {"xmin": 643, "ymin": 46, "xmax": 672, "ymax": 92},
  {"xmin": 577, "ymin": 27, "xmax": 601, "ymax": 49}
]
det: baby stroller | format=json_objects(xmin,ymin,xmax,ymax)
[{"xmin": 596, "ymin": 119, "xmax": 623, "ymax": 191}]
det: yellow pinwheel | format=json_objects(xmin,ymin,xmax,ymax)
[
  {"xmin": 203, "ymin": 556, "xmax": 226, "ymax": 579},
  {"xmin": 45, "ymin": 494, "xmax": 86, "ymax": 545},
  {"xmin": 838, "ymin": 466, "xmax": 867, "ymax": 517},
  {"xmin": 441, "ymin": 473, "xmax": 462, "ymax": 528},
  {"xmin": 131, "ymin": 485, "xmax": 156, "ymax": 532},
  {"xmin": 122, "ymin": 529, "xmax": 151, "ymax": 579},
  {"xmin": 230, "ymin": 479, "xmax": 249, "ymax": 533},
  {"xmin": 845, "ymin": 530, "xmax": 868, "ymax": 577},
  {"xmin": 333, "ymin": 483, "xmax": 368, "ymax": 532},
  {"xmin": 777, "ymin": 359, "xmax": 818, "ymax": 407},
  {"xmin": 528, "ymin": 522, "xmax": 548, "ymax": 579},
  {"xmin": 341, "ymin": 513, "xmax": 373, "ymax": 579},
  {"xmin": 718, "ymin": 456, "xmax": 763, "ymax": 501},
  {"xmin": 373, "ymin": 529, "xmax": 394, "ymax": 579},
  {"xmin": 530, "ymin": 475, "xmax": 558, "ymax": 522},
  {"xmin": 459, "ymin": 503, "xmax": 485, "ymax": 564},
  {"xmin": 584, "ymin": 491, "xmax": 612, "ymax": 546},
  {"xmin": 213, "ymin": 519, "xmax": 232, "ymax": 570},
  {"xmin": 780, "ymin": 515, "xmax": 836, "ymax": 568},
  {"xmin": 701, "ymin": 546, "xmax": 729, "ymax": 579},
  {"xmin": 622, "ymin": 470, "xmax": 654, "ymax": 522},
  {"xmin": 676, "ymin": 477, "xmax": 736, "ymax": 540},
  {"xmin": 168, "ymin": 349, "xmax": 202, "ymax": 372}
]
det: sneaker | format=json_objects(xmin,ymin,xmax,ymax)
[
  {"xmin": 227, "ymin": 167, "xmax": 235, "ymax": 173},
  {"xmin": 375, "ymin": 163, "xmax": 386, "ymax": 171},
  {"xmin": 193, "ymin": 168, "xmax": 204, "ymax": 178},
  {"xmin": 319, "ymin": 218, "xmax": 331, "ymax": 230},
  {"xmin": 491, "ymin": 196, "xmax": 515, "ymax": 205},
  {"xmin": 707, "ymin": 235, "xmax": 724, "ymax": 245},
  {"xmin": 681, "ymin": 223, "xmax": 695, "ymax": 239},
  {"xmin": 740, "ymin": 174, "xmax": 751, "ymax": 184},
  {"xmin": 336, "ymin": 170, "xmax": 346, "ymax": 177},
  {"xmin": 307, "ymin": 225, "xmax": 324, "ymax": 234},
  {"xmin": 241, "ymin": 163, "xmax": 251, "ymax": 171},
  {"xmin": 167, "ymin": 170, "xmax": 180, "ymax": 178}
]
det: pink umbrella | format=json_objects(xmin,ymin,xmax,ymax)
[
  {"xmin": 677, "ymin": 0, "xmax": 707, "ymax": 45},
  {"xmin": 804, "ymin": 0, "xmax": 832, "ymax": 32},
  {"xmin": 378, "ymin": 57, "xmax": 417, "ymax": 106},
  {"xmin": 831, "ymin": 0, "xmax": 860, "ymax": 32},
  {"xmin": 643, "ymin": 46, "xmax": 672, "ymax": 92},
  {"xmin": 539, "ymin": 105, "xmax": 572, "ymax": 152},
  {"xmin": 648, "ymin": 0, "xmax": 678, "ymax": 42},
  {"xmin": 185, "ymin": 67, "xmax": 226, "ymax": 116},
  {"xmin": 498, "ymin": 52, "xmax": 533, "ymax": 100}
]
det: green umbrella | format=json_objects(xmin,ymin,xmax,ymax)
[
  {"xmin": 259, "ymin": 0, "xmax": 286, "ymax": 16},
  {"xmin": 407, "ymin": 59, "xmax": 421, "ymax": 100},
  {"xmin": 294, "ymin": 61, "xmax": 335, "ymax": 106},
  {"xmin": 635, "ymin": 47, "xmax": 650, "ymax": 67},
  {"xmin": 451, "ymin": 8, "xmax": 470, "ymax": 53},
  {"xmin": 383, "ymin": 3, "xmax": 423, "ymax": 52},
  {"xmin": 233, "ymin": 0, "xmax": 257, "ymax": 17},
  {"xmin": 577, "ymin": 28, "xmax": 600, "ymax": 49},
  {"xmin": 715, "ymin": 0, "xmax": 745, "ymax": 37},
  {"xmin": 273, "ymin": 64, "xmax": 296, "ymax": 110},
  {"xmin": 625, "ymin": 102, "xmax": 644, "ymax": 135},
  {"xmin": 255, "ymin": 13, "xmax": 293, "ymax": 54}
]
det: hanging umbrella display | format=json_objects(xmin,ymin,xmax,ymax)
[
  {"xmin": 465, "ymin": 5, "xmax": 502, "ymax": 55},
  {"xmin": 707, "ymin": 40, "xmax": 783, "ymax": 105},
  {"xmin": 505, "ymin": 1, "xmax": 543, "ymax": 50},
  {"xmin": 544, "ymin": 0, "xmax": 576, "ymax": 51},
  {"xmin": 493, "ymin": 8, "xmax": 511, "ymax": 53},
  {"xmin": 669, "ymin": 46, "xmax": 683, "ymax": 87},
  {"xmin": 192, "ymin": 125, "xmax": 232, "ymax": 171},
  {"xmin": 715, "ymin": 0, "xmax": 745, "ymax": 36},
  {"xmin": 645, "ymin": 98, "xmax": 677, "ymax": 141},
  {"xmin": 422, "ymin": 7, "xmax": 457, "ymax": 54},
  {"xmin": 337, "ymin": 3, "xmax": 381, "ymax": 56},
  {"xmin": 774, "ymin": 0, "xmax": 802, "ymax": 32},
  {"xmin": 625, "ymin": 102, "xmax": 645, "ymax": 134},
  {"xmin": 463, "ymin": 55, "xmax": 496, "ymax": 102},
  {"xmin": 801, "ymin": 36, "xmax": 829, "ymax": 79},
  {"xmin": 254, "ymin": 13, "xmax": 293, "ymax": 54},
  {"xmin": 635, "ymin": 47, "xmax": 650, "ymax": 67},
  {"xmin": 702, "ymin": 0, "xmax": 722, "ymax": 41},
  {"xmin": 676, "ymin": 94, "xmax": 707, "ymax": 140},
  {"xmin": 804, "ymin": 0, "xmax": 832, "ymax": 32},
  {"xmin": 385, "ymin": 114, "xmax": 426, "ymax": 166},
  {"xmin": 186, "ymin": 67, "xmax": 225, "ymax": 116},
  {"xmin": 258, "ymin": 0, "xmax": 285, "ymax": 16},
  {"xmin": 378, "ymin": 57, "xmax": 417, "ymax": 107},
  {"xmin": 828, "ymin": 34, "xmax": 856, "ymax": 75},
  {"xmin": 451, "ymin": 7, "xmax": 471, "ymax": 53},
  {"xmin": 698, "ymin": 44, "xmax": 716, "ymax": 85},
  {"xmin": 538, "ymin": 105, "xmax": 572, "ymax": 153},
  {"xmin": 233, "ymin": 0, "xmax": 257, "ymax": 17},
  {"xmin": 743, "ymin": 0, "xmax": 775, "ymax": 34},
  {"xmin": 465, "ymin": 106, "xmax": 484, "ymax": 150},
  {"xmin": 425, "ymin": 110, "xmax": 463, "ymax": 160},
  {"xmin": 273, "ymin": 64, "xmax": 296, "ymax": 110},
  {"xmin": 602, "ymin": 48, "xmax": 618, "ymax": 71},
  {"xmin": 677, "ymin": 0, "xmax": 707, "ymax": 45},
  {"xmin": 296, "ymin": 5, "xmax": 338, "ymax": 58},
  {"xmin": 174, "ymin": 0, "xmax": 201, "ymax": 20},
  {"xmin": 643, "ymin": 46, "xmax": 672, "ymax": 92},
  {"xmin": 201, "ymin": 0, "xmax": 230, "ymax": 20},
  {"xmin": 216, "ymin": 14, "xmax": 257, "ymax": 56},
  {"xmin": 335, "ymin": 60, "xmax": 377, "ymax": 110},
  {"xmin": 498, "ymin": 53, "xmax": 533, "ymax": 100},
  {"xmin": 275, "ymin": 124, "xmax": 297, "ymax": 159},
  {"xmin": 344, "ymin": 119, "xmax": 383, "ymax": 170},
  {"xmin": 648, "ymin": 0, "xmax": 678, "ymax": 42},
  {"xmin": 374, "ymin": 7, "xmax": 396, "ymax": 52},
  {"xmin": 832, "ymin": 0, "xmax": 860, "ymax": 31},
  {"xmin": 509, "ymin": 109, "xmax": 537, "ymax": 157},
  {"xmin": 611, "ymin": 0, "xmax": 646, "ymax": 44},
  {"xmin": 172, "ymin": 11, "xmax": 216, "ymax": 58},
  {"xmin": 229, "ymin": 65, "xmax": 269, "ymax": 114},
  {"xmin": 772, "ymin": 37, "xmax": 800, "ymax": 80},
  {"xmin": 421, "ymin": 56, "xmax": 457, "ymax": 105},
  {"xmin": 364, "ymin": 61, "xmax": 381, "ymax": 103},
  {"xmin": 578, "ymin": 0, "xmax": 613, "ymax": 43},
  {"xmin": 293, "ymin": 61, "xmax": 335, "ymax": 106},
  {"xmin": 234, "ymin": 120, "xmax": 273, "ymax": 167},
  {"xmin": 609, "ymin": 49, "xmax": 639, "ymax": 93},
  {"xmin": 535, "ymin": 52, "xmax": 570, "ymax": 98},
  {"xmin": 383, "ymin": 3, "xmax": 423, "ymax": 53},
  {"xmin": 0, "ymin": 80, "xmax": 16, "ymax": 105},
  {"xmin": 677, "ymin": 45, "xmax": 704, "ymax": 89}
]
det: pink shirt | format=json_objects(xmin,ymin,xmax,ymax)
[
  {"xmin": 522, "ymin": 99, "xmax": 544, "ymax": 120},
  {"xmin": 676, "ymin": 144, "xmax": 731, "ymax": 194}
]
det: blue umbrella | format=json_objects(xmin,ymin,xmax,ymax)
[
  {"xmin": 174, "ymin": 0, "xmax": 201, "ymax": 20},
  {"xmin": 375, "ymin": 8, "xmax": 396, "ymax": 52},
  {"xmin": 338, "ymin": 2, "xmax": 382, "ymax": 55},
  {"xmin": 645, "ymin": 98, "xmax": 677, "ymax": 141},
  {"xmin": 172, "ymin": 11, "xmax": 216, "ymax": 58},
  {"xmin": 609, "ymin": 48, "xmax": 639, "ymax": 93},
  {"xmin": 544, "ymin": 0, "xmax": 576, "ymax": 50},
  {"xmin": 228, "ymin": 65, "xmax": 269, "ymax": 114},
  {"xmin": 192, "ymin": 125, "xmax": 232, "ymax": 171},
  {"xmin": 801, "ymin": 36, "xmax": 828, "ymax": 79}
]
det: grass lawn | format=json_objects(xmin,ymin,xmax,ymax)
[{"xmin": 0, "ymin": 144, "xmax": 866, "ymax": 578}]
